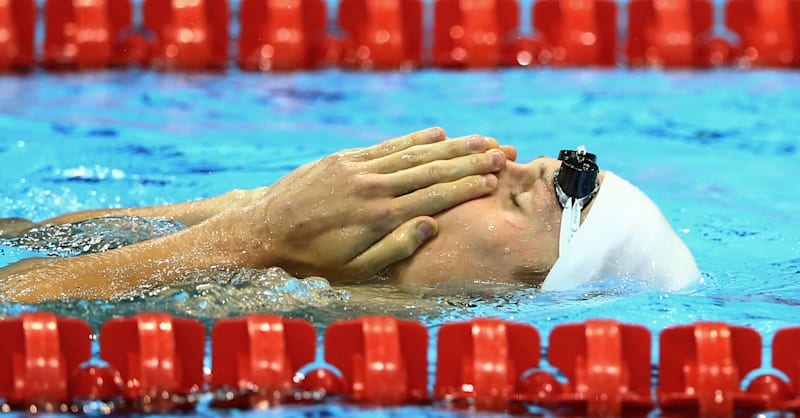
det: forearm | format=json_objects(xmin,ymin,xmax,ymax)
[
  {"xmin": 1, "ymin": 209, "xmax": 272, "ymax": 303},
  {"xmin": 42, "ymin": 187, "xmax": 271, "ymax": 226}
]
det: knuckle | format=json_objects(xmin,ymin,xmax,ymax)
[
  {"xmin": 399, "ymin": 151, "xmax": 422, "ymax": 165},
  {"xmin": 426, "ymin": 164, "xmax": 444, "ymax": 181},
  {"xmin": 462, "ymin": 174, "xmax": 485, "ymax": 189},
  {"xmin": 468, "ymin": 175, "xmax": 490, "ymax": 192},
  {"xmin": 373, "ymin": 204, "xmax": 401, "ymax": 224},
  {"xmin": 408, "ymin": 131, "xmax": 425, "ymax": 142},
  {"xmin": 322, "ymin": 153, "xmax": 345, "ymax": 167},
  {"xmin": 379, "ymin": 143, "xmax": 397, "ymax": 155},
  {"xmin": 355, "ymin": 174, "xmax": 383, "ymax": 195},
  {"xmin": 341, "ymin": 148, "xmax": 364, "ymax": 160},
  {"xmin": 334, "ymin": 152, "xmax": 362, "ymax": 167},
  {"xmin": 469, "ymin": 153, "xmax": 486, "ymax": 168},
  {"xmin": 429, "ymin": 187, "xmax": 445, "ymax": 202},
  {"xmin": 396, "ymin": 233, "xmax": 418, "ymax": 256},
  {"xmin": 418, "ymin": 186, "xmax": 444, "ymax": 206},
  {"xmin": 439, "ymin": 139, "xmax": 452, "ymax": 151},
  {"xmin": 442, "ymin": 176, "xmax": 481, "ymax": 198},
  {"xmin": 448, "ymin": 139, "xmax": 464, "ymax": 155}
]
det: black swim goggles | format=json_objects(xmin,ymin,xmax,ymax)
[{"xmin": 553, "ymin": 146, "xmax": 599, "ymax": 255}]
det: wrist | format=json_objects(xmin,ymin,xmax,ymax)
[{"xmin": 200, "ymin": 205, "xmax": 276, "ymax": 270}]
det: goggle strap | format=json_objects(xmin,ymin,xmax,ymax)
[{"xmin": 559, "ymin": 197, "xmax": 584, "ymax": 256}]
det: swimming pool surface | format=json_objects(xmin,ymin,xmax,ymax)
[{"xmin": 1, "ymin": 68, "xmax": 799, "ymax": 415}]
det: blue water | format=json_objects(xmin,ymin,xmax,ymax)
[{"xmin": 1, "ymin": 68, "xmax": 799, "ymax": 415}]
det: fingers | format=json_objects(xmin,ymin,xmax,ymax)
[
  {"xmin": 368, "ymin": 134, "xmax": 498, "ymax": 174},
  {"xmin": 387, "ymin": 174, "xmax": 498, "ymax": 223},
  {"xmin": 351, "ymin": 127, "xmax": 446, "ymax": 161},
  {"xmin": 379, "ymin": 149, "xmax": 506, "ymax": 195},
  {"xmin": 500, "ymin": 145, "xmax": 517, "ymax": 161},
  {"xmin": 482, "ymin": 136, "xmax": 517, "ymax": 162},
  {"xmin": 345, "ymin": 216, "xmax": 438, "ymax": 279}
]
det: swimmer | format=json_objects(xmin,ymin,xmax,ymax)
[{"xmin": 0, "ymin": 127, "xmax": 699, "ymax": 303}]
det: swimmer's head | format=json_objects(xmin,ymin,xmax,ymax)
[{"xmin": 386, "ymin": 153, "xmax": 699, "ymax": 291}]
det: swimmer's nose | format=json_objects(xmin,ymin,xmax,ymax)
[
  {"xmin": 522, "ymin": 157, "xmax": 561, "ymax": 181},
  {"xmin": 497, "ymin": 158, "xmax": 559, "ymax": 189}
]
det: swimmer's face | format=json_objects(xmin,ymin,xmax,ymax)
[{"xmin": 388, "ymin": 156, "xmax": 604, "ymax": 287}]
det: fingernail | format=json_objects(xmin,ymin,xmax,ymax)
[
  {"xmin": 468, "ymin": 135, "xmax": 485, "ymax": 150},
  {"xmin": 489, "ymin": 150, "xmax": 505, "ymax": 167},
  {"xmin": 484, "ymin": 174, "xmax": 498, "ymax": 188},
  {"xmin": 416, "ymin": 222, "xmax": 435, "ymax": 241},
  {"xmin": 426, "ymin": 127, "xmax": 445, "ymax": 142}
]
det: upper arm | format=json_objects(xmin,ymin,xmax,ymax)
[{"xmin": 41, "ymin": 187, "xmax": 268, "ymax": 226}]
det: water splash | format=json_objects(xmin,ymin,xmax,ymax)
[
  {"xmin": 2, "ymin": 266, "xmax": 349, "ymax": 329},
  {"xmin": 0, "ymin": 216, "xmax": 186, "ymax": 257}
]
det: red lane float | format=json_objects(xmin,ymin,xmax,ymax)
[
  {"xmin": 0, "ymin": 0, "xmax": 35, "ymax": 71},
  {"xmin": 325, "ymin": 315, "xmax": 428, "ymax": 405},
  {"xmin": 627, "ymin": 0, "xmax": 732, "ymax": 67},
  {"xmin": 43, "ymin": 0, "xmax": 135, "ymax": 69},
  {"xmin": 532, "ymin": 0, "xmax": 618, "ymax": 66},
  {"xmin": 6, "ymin": 312, "xmax": 800, "ymax": 416},
  {"xmin": 657, "ymin": 321, "xmax": 766, "ymax": 417},
  {"xmin": 752, "ymin": 326, "xmax": 800, "ymax": 411},
  {"xmin": 725, "ymin": 0, "xmax": 800, "ymax": 67},
  {"xmin": 142, "ymin": 0, "xmax": 229, "ymax": 70},
  {"xmin": 534, "ymin": 319, "xmax": 654, "ymax": 417},
  {"xmin": 238, "ymin": 0, "xmax": 329, "ymax": 71},
  {"xmin": 0, "ymin": 312, "xmax": 91, "ymax": 411},
  {"xmin": 338, "ymin": 0, "xmax": 423, "ymax": 70},
  {"xmin": 210, "ymin": 314, "xmax": 316, "ymax": 406},
  {"xmin": 434, "ymin": 318, "xmax": 540, "ymax": 411},
  {"xmin": 7, "ymin": 0, "xmax": 800, "ymax": 70},
  {"xmin": 432, "ymin": 0, "xmax": 528, "ymax": 68},
  {"xmin": 99, "ymin": 313, "xmax": 205, "ymax": 411}
]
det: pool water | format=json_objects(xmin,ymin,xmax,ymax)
[{"xmin": 1, "ymin": 68, "xmax": 799, "ymax": 414}]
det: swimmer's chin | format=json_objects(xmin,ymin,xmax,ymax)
[
  {"xmin": 335, "ymin": 271, "xmax": 395, "ymax": 286},
  {"xmin": 382, "ymin": 265, "xmax": 546, "ymax": 290}
]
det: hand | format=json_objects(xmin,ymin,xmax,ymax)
[{"xmin": 228, "ymin": 127, "xmax": 512, "ymax": 282}]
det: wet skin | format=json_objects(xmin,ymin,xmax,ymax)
[
  {"xmin": 389, "ymin": 157, "xmax": 605, "ymax": 287},
  {"xmin": 0, "ymin": 129, "xmax": 516, "ymax": 302}
]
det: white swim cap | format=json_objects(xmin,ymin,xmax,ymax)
[{"xmin": 542, "ymin": 172, "xmax": 700, "ymax": 291}]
